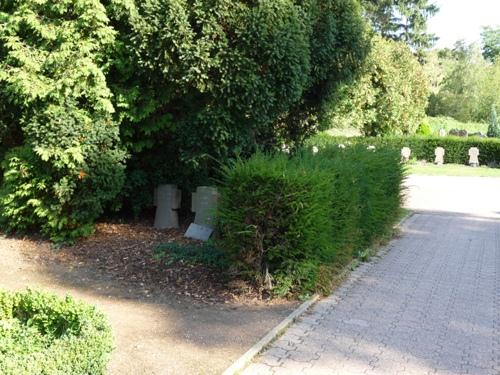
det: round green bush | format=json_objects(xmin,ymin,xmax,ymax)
[
  {"xmin": 416, "ymin": 122, "xmax": 433, "ymax": 136},
  {"xmin": 0, "ymin": 289, "xmax": 113, "ymax": 375}
]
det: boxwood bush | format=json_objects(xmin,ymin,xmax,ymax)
[
  {"xmin": 0, "ymin": 289, "xmax": 113, "ymax": 375},
  {"xmin": 216, "ymin": 145, "xmax": 404, "ymax": 297},
  {"xmin": 312, "ymin": 133, "xmax": 500, "ymax": 165}
]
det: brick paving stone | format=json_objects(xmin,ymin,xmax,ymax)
[{"xmin": 243, "ymin": 177, "xmax": 500, "ymax": 375}]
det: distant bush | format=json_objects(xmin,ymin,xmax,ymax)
[
  {"xmin": 216, "ymin": 147, "xmax": 404, "ymax": 297},
  {"xmin": 311, "ymin": 133, "xmax": 500, "ymax": 165},
  {"xmin": 416, "ymin": 122, "xmax": 433, "ymax": 136},
  {"xmin": 0, "ymin": 289, "xmax": 113, "ymax": 375}
]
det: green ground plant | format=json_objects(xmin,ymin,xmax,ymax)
[
  {"xmin": 216, "ymin": 146, "xmax": 404, "ymax": 297},
  {"xmin": 0, "ymin": 289, "xmax": 113, "ymax": 375}
]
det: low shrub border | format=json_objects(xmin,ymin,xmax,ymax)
[
  {"xmin": 216, "ymin": 145, "xmax": 404, "ymax": 297},
  {"xmin": 0, "ymin": 289, "xmax": 113, "ymax": 375},
  {"xmin": 311, "ymin": 133, "xmax": 500, "ymax": 165}
]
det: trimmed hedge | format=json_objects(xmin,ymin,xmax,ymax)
[
  {"xmin": 0, "ymin": 289, "xmax": 113, "ymax": 375},
  {"xmin": 311, "ymin": 133, "xmax": 500, "ymax": 165},
  {"xmin": 216, "ymin": 146, "xmax": 404, "ymax": 297}
]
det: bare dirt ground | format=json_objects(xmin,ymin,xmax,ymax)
[{"xmin": 0, "ymin": 225, "xmax": 297, "ymax": 375}]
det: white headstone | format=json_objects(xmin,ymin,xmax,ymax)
[
  {"xmin": 401, "ymin": 147, "xmax": 411, "ymax": 162},
  {"xmin": 435, "ymin": 147, "xmax": 445, "ymax": 165},
  {"xmin": 338, "ymin": 144, "xmax": 346, "ymax": 149},
  {"xmin": 154, "ymin": 184, "xmax": 181, "ymax": 229},
  {"xmin": 468, "ymin": 147, "xmax": 479, "ymax": 167},
  {"xmin": 312, "ymin": 146, "xmax": 319, "ymax": 154},
  {"xmin": 367, "ymin": 145, "xmax": 376, "ymax": 151},
  {"xmin": 439, "ymin": 128, "xmax": 446, "ymax": 137},
  {"xmin": 191, "ymin": 186, "xmax": 219, "ymax": 228}
]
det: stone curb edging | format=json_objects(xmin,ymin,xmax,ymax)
[
  {"xmin": 221, "ymin": 293, "xmax": 320, "ymax": 375},
  {"xmin": 221, "ymin": 211, "xmax": 414, "ymax": 375}
]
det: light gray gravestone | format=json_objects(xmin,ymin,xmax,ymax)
[
  {"xmin": 401, "ymin": 147, "xmax": 411, "ymax": 162},
  {"xmin": 435, "ymin": 147, "xmax": 445, "ymax": 165},
  {"xmin": 154, "ymin": 184, "xmax": 181, "ymax": 229},
  {"xmin": 468, "ymin": 147, "xmax": 479, "ymax": 167},
  {"xmin": 367, "ymin": 145, "xmax": 376, "ymax": 151},
  {"xmin": 439, "ymin": 128, "xmax": 446, "ymax": 137},
  {"xmin": 184, "ymin": 223, "xmax": 213, "ymax": 241},
  {"xmin": 191, "ymin": 186, "xmax": 219, "ymax": 228}
]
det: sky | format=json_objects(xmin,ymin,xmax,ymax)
[{"xmin": 427, "ymin": 0, "xmax": 500, "ymax": 48}]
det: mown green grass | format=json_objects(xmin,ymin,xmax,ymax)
[
  {"xmin": 426, "ymin": 116, "xmax": 487, "ymax": 134},
  {"xmin": 409, "ymin": 162, "xmax": 500, "ymax": 177}
]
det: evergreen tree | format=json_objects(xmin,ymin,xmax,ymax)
[
  {"xmin": 362, "ymin": 0, "xmax": 439, "ymax": 51},
  {"xmin": 481, "ymin": 26, "xmax": 500, "ymax": 62},
  {"xmin": 487, "ymin": 105, "xmax": 500, "ymax": 138}
]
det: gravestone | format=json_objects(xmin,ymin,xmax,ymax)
[
  {"xmin": 338, "ymin": 143, "xmax": 346, "ymax": 149},
  {"xmin": 184, "ymin": 223, "xmax": 213, "ymax": 241},
  {"xmin": 312, "ymin": 146, "xmax": 319, "ymax": 154},
  {"xmin": 367, "ymin": 145, "xmax": 376, "ymax": 151},
  {"xmin": 435, "ymin": 147, "xmax": 445, "ymax": 165},
  {"xmin": 439, "ymin": 128, "xmax": 446, "ymax": 137},
  {"xmin": 191, "ymin": 186, "xmax": 219, "ymax": 228},
  {"xmin": 401, "ymin": 147, "xmax": 411, "ymax": 163},
  {"xmin": 468, "ymin": 147, "xmax": 479, "ymax": 167},
  {"xmin": 154, "ymin": 184, "xmax": 181, "ymax": 229}
]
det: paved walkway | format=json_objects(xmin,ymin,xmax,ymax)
[{"xmin": 242, "ymin": 176, "xmax": 500, "ymax": 375}]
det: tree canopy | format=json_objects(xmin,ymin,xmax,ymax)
[
  {"xmin": 361, "ymin": 0, "xmax": 439, "ymax": 50},
  {"xmin": 324, "ymin": 36, "xmax": 429, "ymax": 136}
]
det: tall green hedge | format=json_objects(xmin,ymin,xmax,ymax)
[
  {"xmin": 312, "ymin": 134, "xmax": 500, "ymax": 165},
  {"xmin": 0, "ymin": 289, "xmax": 113, "ymax": 375},
  {"xmin": 216, "ymin": 145, "xmax": 404, "ymax": 297}
]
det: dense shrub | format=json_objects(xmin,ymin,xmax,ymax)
[
  {"xmin": 323, "ymin": 36, "xmax": 429, "ymax": 136},
  {"xmin": 0, "ymin": 0, "xmax": 127, "ymax": 242},
  {"xmin": 107, "ymin": 0, "xmax": 369, "ymax": 213},
  {"xmin": 416, "ymin": 122, "xmax": 433, "ymax": 136},
  {"xmin": 0, "ymin": 289, "xmax": 113, "ymax": 375},
  {"xmin": 216, "ymin": 146, "xmax": 404, "ymax": 296},
  {"xmin": 312, "ymin": 133, "xmax": 500, "ymax": 165}
]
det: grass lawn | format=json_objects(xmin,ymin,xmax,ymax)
[
  {"xmin": 408, "ymin": 162, "xmax": 500, "ymax": 177},
  {"xmin": 426, "ymin": 116, "xmax": 488, "ymax": 134}
]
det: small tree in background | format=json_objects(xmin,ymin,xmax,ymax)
[{"xmin": 487, "ymin": 105, "xmax": 500, "ymax": 138}]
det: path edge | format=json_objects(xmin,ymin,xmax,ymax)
[
  {"xmin": 221, "ymin": 210, "xmax": 413, "ymax": 375},
  {"xmin": 221, "ymin": 293, "xmax": 320, "ymax": 375}
]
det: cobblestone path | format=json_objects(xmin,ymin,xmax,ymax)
[{"xmin": 242, "ymin": 177, "xmax": 500, "ymax": 375}]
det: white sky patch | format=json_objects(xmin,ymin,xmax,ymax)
[{"xmin": 428, "ymin": 0, "xmax": 500, "ymax": 48}]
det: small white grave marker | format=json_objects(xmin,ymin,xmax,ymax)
[
  {"xmin": 154, "ymin": 184, "xmax": 181, "ymax": 229},
  {"xmin": 367, "ymin": 145, "xmax": 376, "ymax": 151},
  {"xmin": 401, "ymin": 147, "xmax": 411, "ymax": 163},
  {"xmin": 468, "ymin": 147, "xmax": 479, "ymax": 167},
  {"xmin": 435, "ymin": 147, "xmax": 445, "ymax": 165}
]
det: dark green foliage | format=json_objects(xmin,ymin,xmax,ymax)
[
  {"xmin": 216, "ymin": 147, "xmax": 404, "ymax": 297},
  {"xmin": 487, "ymin": 106, "xmax": 500, "ymax": 138},
  {"xmin": 481, "ymin": 26, "xmax": 500, "ymax": 62},
  {"xmin": 416, "ymin": 122, "xmax": 433, "ymax": 136},
  {"xmin": 0, "ymin": 0, "xmax": 127, "ymax": 242},
  {"xmin": 361, "ymin": 0, "xmax": 439, "ymax": 51},
  {"xmin": 0, "ymin": 289, "xmax": 113, "ymax": 375},
  {"xmin": 153, "ymin": 242, "xmax": 230, "ymax": 270},
  {"xmin": 312, "ymin": 133, "xmax": 500, "ymax": 165},
  {"xmin": 107, "ymin": 0, "xmax": 369, "ymax": 213}
]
